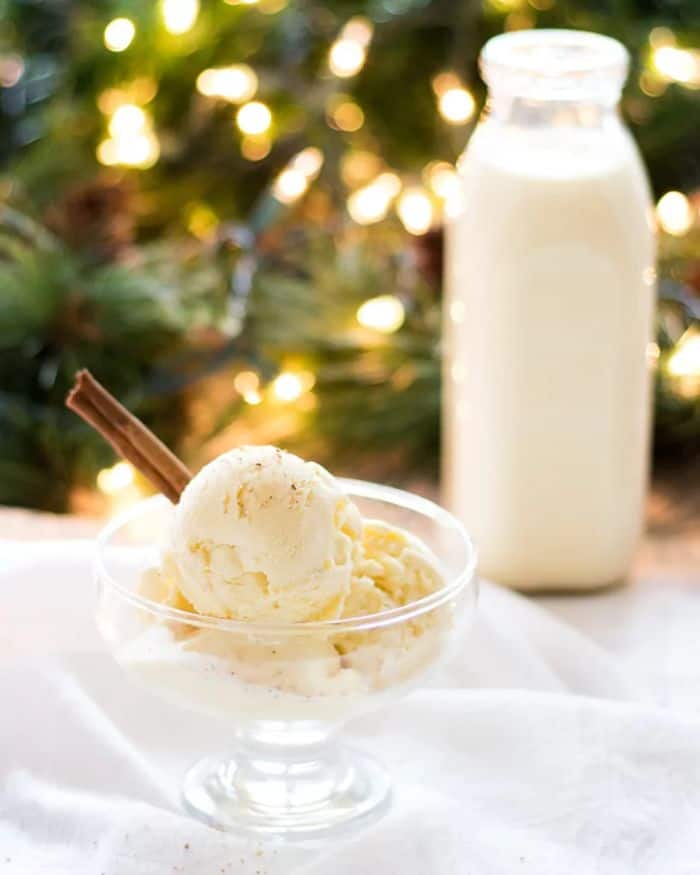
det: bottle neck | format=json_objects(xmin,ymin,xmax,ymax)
[{"xmin": 485, "ymin": 90, "xmax": 620, "ymax": 129}]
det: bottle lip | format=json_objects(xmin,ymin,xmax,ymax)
[{"xmin": 480, "ymin": 29, "xmax": 629, "ymax": 100}]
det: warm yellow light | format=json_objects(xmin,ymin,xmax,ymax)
[
  {"xmin": 397, "ymin": 188, "xmax": 434, "ymax": 235},
  {"xmin": 656, "ymin": 191, "xmax": 694, "ymax": 236},
  {"xmin": 240, "ymin": 135, "xmax": 271, "ymax": 161},
  {"xmin": 424, "ymin": 161, "xmax": 459, "ymax": 200},
  {"xmin": 104, "ymin": 18, "xmax": 135, "ymax": 52},
  {"xmin": 290, "ymin": 147, "xmax": 324, "ymax": 179},
  {"xmin": 119, "ymin": 132, "xmax": 160, "ymax": 168},
  {"xmin": 272, "ymin": 372, "xmax": 305, "ymax": 402},
  {"xmin": 273, "ymin": 169, "xmax": 308, "ymax": 204},
  {"xmin": 236, "ymin": 101, "xmax": 272, "ymax": 135},
  {"xmin": 347, "ymin": 183, "xmax": 388, "ymax": 224},
  {"xmin": 186, "ymin": 203, "xmax": 218, "ymax": 239},
  {"xmin": 668, "ymin": 332, "xmax": 700, "ymax": 377},
  {"xmin": 342, "ymin": 16, "xmax": 373, "ymax": 48},
  {"xmin": 341, "ymin": 150, "xmax": 381, "ymax": 188},
  {"xmin": 96, "ymin": 139, "xmax": 119, "ymax": 166},
  {"xmin": 649, "ymin": 27, "xmax": 675, "ymax": 49},
  {"xmin": 97, "ymin": 462, "xmax": 134, "ymax": 495},
  {"xmin": 131, "ymin": 76, "xmax": 158, "ymax": 104},
  {"xmin": 109, "ymin": 103, "xmax": 146, "ymax": 137},
  {"xmin": 653, "ymin": 46, "xmax": 700, "ymax": 85},
  {"xmin": 431, "ymin": 71, "xmax": 461, "ymax": 97},
  {"xmin": 196, "ymin": 65, "xmax": 258, "ymax": 103},
  {"xmin": 356, "ymin": 295, "xmax": 405, "ymax": 334},
  {"xmin": 162, "ymin": 0, "xmax": 199, "ymax": 34},
  {"xmin": 375, "ymin": 172, "xmax": 402, "ymax": 197},
  {"xmin": 329, "ymin": 39, "xmax": 366, "ymax": 78},
  {"xmin": 328, "ymin": 99, "xmax": 364, "ymax": 131},
  {"xmin": 234, "ymin": 370, "xmax": 260, "ymax": 395},
  {"xmin": 438, "ymin": 87, "xmax": 476, "ymax": 124},
  {"xmin": 639, "ymin": 71, "xmax": 667, "ymax": 98},
  {"xmin": 98, "ymin": 88, "xmax": 125, "ymax": 115},
  {"xmin": 243, "ymin": 389, "xmax": 262, "ymax": 405}
]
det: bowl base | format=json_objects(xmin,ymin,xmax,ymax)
[{"xmin": 181, "ymin": 747, "xmax": 391, "ymax": 841}]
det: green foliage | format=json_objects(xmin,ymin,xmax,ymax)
[{"xmin": 0, "ymin": 206, "xmax": 228, "ymax": 510}]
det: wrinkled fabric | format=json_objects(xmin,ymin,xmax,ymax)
[{"xmin": 1, "ymin": 540, "xmax": 699, "ymax": 875}]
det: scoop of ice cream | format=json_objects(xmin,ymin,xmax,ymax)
[{"xmin": 168, "ymin": 445, "xmax": 362, "ymax": 623}]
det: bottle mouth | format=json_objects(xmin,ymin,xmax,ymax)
[{"xmin": 480, "ymin": 29, "xmax": 629, "ymax": 101}]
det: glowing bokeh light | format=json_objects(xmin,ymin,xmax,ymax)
[
  {"xmin": 236, "ymin": 101, "xmax": 272, "ymax": 135},
  {"xmin": 329, "ymin": 39, "xmax": 366, "ymax": 78},
  {"xmin": 196, "ymin": 65, "xmax": 257, "ymax": 103},
  {"xmin": 97, "ymin": 462, "xmax": 134, "ymax": 494},
  {"xmin": 397, "ymin": 188, "xmax": 434, "ymax": 235},
  {"xmin": 356, "ymin": 295, "xmax": 405, "ymax": 334},
  {"xmin": 104, "ymin": 18, "xmax": 136, "ymax": 52},
  {"xmin": 162, "ymin": 0, "xmax": 199, "ymax": 34},
  {"xmin": 656, "ymin": 191, "xmax": 694, "ymax": 236},
  {"xmin": 438, "ymin": 87, "xmax": 476, "ymax": 124}
]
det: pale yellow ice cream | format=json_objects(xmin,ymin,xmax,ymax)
[
  {"xmin": 129, "ymin": 446, "xmax": 451, "ymax": 715},
  {"xmin": 165, "ymin": 445, "xmax": 362, "ymax": 623}
]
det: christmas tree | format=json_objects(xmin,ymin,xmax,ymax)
[{"xmin": 1, "ymin": 0, "xmax": 698, "ymax": 511}]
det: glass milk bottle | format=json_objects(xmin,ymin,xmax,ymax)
[{"xmin": 443, "ymin": 30, "xmax": 656, "ymax": 591}]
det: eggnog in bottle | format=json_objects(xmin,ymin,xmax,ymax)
[{"xmin": 443, "ymin": 31, "xmax": 656, "ymax": 590}]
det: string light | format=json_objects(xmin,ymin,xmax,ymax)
[
  {"xmin": 356, "ymin": 295, "xmax": 405, "ymax": 334},
  {"xmin": 438, "ymin": 87, "xmax": 476, "ymax": 124},
  {"xmin": 290, "ymin": 147, "xmax": 323, "ymax": 179},
  {"xmin": 342, "ymin": 17, "xmax": 373, "ymax": 47},
  {"xmin": 347, "ymin": 173, "xmax": 401, "ymax": 225},
  {"xmin": 329, "ymin": 39, "xmax": 366, "ymax": 78},
  {"xmin": 234, "ymin": 371, "xmax": 260, "ymax": 394},
  {"xmin": 667, "ymin": 329, "xmax": 700, "ymax": 398},
  {"xmin": 273, "ymin": 169, "xmax": 308, "ymax": 204},
  {"xmin": 104, "ymin": 18, "xmax": 136, "ymax": 52},
  {"xmin": 397, "ymin": 188, "xmax": 434, "ymax": 235},
  {"xmin": 341, "ymin": 151, "xmax": 382, "ymax": 188},
  {"xmin": 236, "ymin": 101, "xmax": 272, "ymax": 135},
  {"xmin": 241, "ymin": 134, "xmax": 271, "ymax": 161},
  {"xmin": 648, "ymin": 27, "xmax": 675, "ymax": 49},
  {"xmin": 328, "ymin": 15, "xmax": 373, "ymax": 78},
  {"xmin": 186, "ymin": 202, "xmax": 218, "ymax": 239},
  {"xmin": 97, "ymin": 462, "xmax": 134, "ymax": 495},
  {"xmin": 271, "ymin": 147, "xmax": 324, "ymax": 204},
  {"xmin": 162, "ymin": 0, "xmax": 199, "ymax": 34},
  {"xmin": 242, "ymin": 389, "xmax": 262, "ymax": 405},
  {"xmin": 656, "ymin": 191, "xmax": 694, "ymax": 236},
  {"xmin": 432, "ymin": 71, "xmax": 461, "ymax": 96},
  {"xmin": 98, "ymin": 103, "xmax": 160, "ymax": 169},
  {"xmin": 423, "ymin": 161, "xmax": 459, "ymax": 200},
  {"xmin": 108, "ymin": 104, "xmax": 146, "ymax": 137},
  {"xmin": 668, "ymin": 331, "xmax": 700, "ymax": 377},
  {"xmin": 327, "ymin": 97, "xmax": 364, "ymax": 131},
  {"xmin": 652, "ymin": 46, "xmax": 700, "ymax": 85},
  {"xmin": 272, "ymin": 372, "xmax": 305, "ymax": 402},
  {"xmin": 196, "ymin": 65, "xmax": 257, "ymax": 103}
]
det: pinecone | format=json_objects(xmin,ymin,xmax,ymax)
[{"xmin": 45, "ymin": 176, "xmax": 135, "ymax": 262}]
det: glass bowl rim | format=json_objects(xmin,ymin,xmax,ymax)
[{"xmin": 95, "ymin": 478, "xmax": 478, "ymax": 635}]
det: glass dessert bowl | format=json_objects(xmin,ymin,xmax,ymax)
[{"xmin": 96, "ymin": 479, "xmax": 478, "ymax": 840}]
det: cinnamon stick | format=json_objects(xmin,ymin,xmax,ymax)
[{"xmin": 66, "ymin": 369, "xmax": 192, "ymax": 503}]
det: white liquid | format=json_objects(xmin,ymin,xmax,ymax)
[{"xmin": 444, "ymin": 123, "xmax": 655, "ymax": 590}]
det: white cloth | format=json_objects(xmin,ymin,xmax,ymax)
[{"xmin": 1, "ymin": 540, "xmax": 700, "ymax": 874}]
